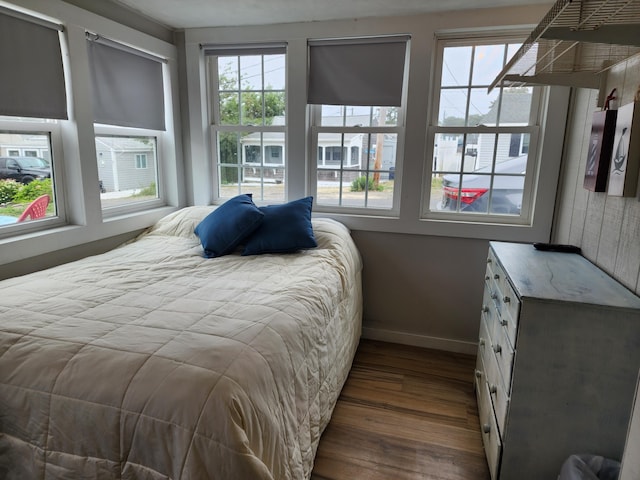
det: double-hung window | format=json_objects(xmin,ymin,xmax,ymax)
[
  {"xmin": 204, "ymin": 44, "xmax": 287, "ymax": 203},
  {"xmin": 308, "ymin": 36, "xmax": 408, "ymax": 213},
  {"xmin": 87, "ymin": 34, "xmax": 166, "ymax": 213},
  {"xmin": 0, "ymin": 9, "xmax": 67, "ymax": 233},
  {"xmin": 425, "ymin": 35, "xmax": 543, "ymax": 223}
]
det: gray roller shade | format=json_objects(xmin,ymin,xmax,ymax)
[
  {"xmin": 0, "ymin": 12, "xmax": 67, "ymax": 119},
  {"xmin": 202, "ymin": 43, "xmax": 287, "ymax": 57},
  {"xmin": 308, "ymin": 36, "xmax": 408, "ymax": 106},
  {"xmin": 87, "ymin": 38, "xmax": 165, "ymax": 130}
]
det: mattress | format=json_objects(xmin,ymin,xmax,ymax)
[{"xmin": 0, "ymin": 207, "xmax": 363, "ymax": 479}]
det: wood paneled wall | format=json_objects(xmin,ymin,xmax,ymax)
[{"xmin": 554, "ymin": 56, "xmax": 640, "ymax": 295}]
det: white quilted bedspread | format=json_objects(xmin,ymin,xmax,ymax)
[{"xmin": 0, "ymin": 208, "xmax": 362, "ymax": 480}]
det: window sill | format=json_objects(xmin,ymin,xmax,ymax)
[{"xmin": 316, "ymin": 211, "xmax": 551, "ymax": 243}]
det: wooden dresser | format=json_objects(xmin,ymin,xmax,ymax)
[{"xmin": 475, "ymin": 241, "xmax": 640, "ymax": 480}]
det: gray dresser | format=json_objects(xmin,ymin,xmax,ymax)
[{"xmin": 475, "ymin": 241, "xmax": 640, "ymax": 480}]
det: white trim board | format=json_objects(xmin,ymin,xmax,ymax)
[{"xmin": 361, "ymin": 326, "xmax": 478, "ymax": 356}]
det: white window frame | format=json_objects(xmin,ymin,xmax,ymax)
[
  {"xmin": 309, "ymin": 105, "xmax": 405, "ymax": 216},
  {"xmin": 0, "ymin": 117, "xmax": 66, "ymax": 238},
  {"xmin": 205, "ymin": 49, "xmax": 287, "ymax": 203},
  {"xmin": 422, "ymin": 34, "xmax": 545, "ymax": 226}
]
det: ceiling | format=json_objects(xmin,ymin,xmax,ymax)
[{"xmin": 108, "ymin": 0, "xmax": 553, "ymax": 30}]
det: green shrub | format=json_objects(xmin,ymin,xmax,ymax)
[
  {"xmin": 0, "ymin": 179, "xmax": 21, "ymax": 204},
  {"xmin": 350, "ymin": 175, "xmax": 384, "ymax": 192},
  {"xmin": 133, "ymin": 182, "xmax": 157, "ymax": 197},
  {"xmin": 13, "ymin": 178, "xmax": 53, "ymax": 203}
]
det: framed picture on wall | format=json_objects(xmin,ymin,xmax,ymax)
[
  {"xmin": 608, "ymin": 101, "xmax": 640, "ymax": 197},
  {"xmin": 584, "ymin": 108, "xmax": 617, "ymax": 192}
]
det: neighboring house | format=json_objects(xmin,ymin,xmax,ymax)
[
  {"xmin": 476, "ymin": 89, "xmax": 532, "ymax": 169},
  {"xmin": 433, "ymin": 134, "xmax": 479, "ymax": 173},
  {"xmin": 95, "ymin": 137, "xmax": 156, "ymax": 192},
  {"xmin": 433, "ymin": 90, "xmax": 531, "ymax": 173},
  {"xmin": 0, "ymin": 133, "xmax": 51, "ymax": 161},
  {"xmin": 0, "ymin": 134, "xmax": 155, "ymax": 193},
  {"xmin": 240, "ymin": 114, "xmax": 397, "ymax": 183},
  {"xmin": 238, "ymin": 129, "xmax": 286, "ymax": 183}
]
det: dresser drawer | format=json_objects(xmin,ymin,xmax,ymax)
[
  {"xmin": 482, "ymin": 286, "xmax": 498, "ymax": 331},
  {"xmin": 476, "ymin": 374, "xmax": 502, "ymax": 480},
  {"xmin": 487, "ymin": 268, "xmax": 520, "ymax": 344},
  {"xmin": 499, "ymin": 279, "xmax": 520, "ymax": 346},
  {"xmin": 491, "ymin": 326, "xmax": 515, "ymax": 393},
  {"xmin": 475, "ymin": 350, "xmax": 486, "ymax": 393},
  {"xmin": 478, "ymin": 316, "xmax": 491, "ymax": 363},
  {"xmin": 483, "ymin": 336, "xmax": 509, "ymax": 434},
  {"xmin": 486, "ymin": 248, "xmax": 498, "ymax": 272}
]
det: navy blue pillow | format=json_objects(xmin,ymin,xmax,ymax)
[
  {"xmin": 194, "ymin": 194, "xmax": 264, "ymax": 258},
  {"xmin": 242, "ymin": 196, "xmax": 317, "ymax": 256}
]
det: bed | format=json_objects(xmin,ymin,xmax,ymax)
[{"xmin": 0, "ymin": 205, "xmax": 363, "ymax": 479}]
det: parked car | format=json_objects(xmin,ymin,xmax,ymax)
[
  {"xmin": 0, "ymin": 156, "xmax": 51, "ymax": 184},
  {"xmin": 440, "ymin": 155, "xmax": 526, "ymax": 214}
]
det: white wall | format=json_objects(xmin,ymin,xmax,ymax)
[{"xmin": 554, "ymin": 56, "xmax": 640, "ymax": 295}]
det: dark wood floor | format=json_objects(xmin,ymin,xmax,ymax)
[{"xmin": 311, "ymin": 339, "xmax": 490, "ymax": 480}]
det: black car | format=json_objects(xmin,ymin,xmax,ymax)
[
  {"xmin": 440, "ymin": 155, "xmax": 526, "ymax": 214},
  {"xmin": 0, "ymin": 156, "xmax": 51, "ymax": 184}
]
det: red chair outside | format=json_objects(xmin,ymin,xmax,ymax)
[{"xmin": 17, "ymin": 194, "xmax": 50, "ymax": 223}]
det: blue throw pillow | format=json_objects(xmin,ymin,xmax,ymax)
[
  {"xmin": 194, "ymin": 194, "xmax": 264, "ymax": 258},
  {"xmin": 242, "ymin": 196, "xmax": 317, "ymax": 255}
]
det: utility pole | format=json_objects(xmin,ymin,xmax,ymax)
[{"xmin": 373, "ymin": 106, "xmax": 386, "ymax": 185}]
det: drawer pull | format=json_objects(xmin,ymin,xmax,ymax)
[
  {"xmin": 475, "ymin": 369, "xmax": 483, "ymax": 379},
  {"xmin": 489, "ymin": 384, "xmax": 497, "ymax": 394},
  {"xmin": 485, "ymin": 275, "xmax": 490, "ymax": 281},
  {"xmin": 482, "ymin": 424, "xmax": 491, "ymax": 434},
  {"xmin": 500, "ymin": 318, "xmax": 508, "ymax": 327},
  {"xmin": 494, "ymin": 273, "xmax": 500, "ymax": 280},
  {"xmin": 482, "ymin": 305, "xmax": 490, "ymax": 313},
  {"xmin": 491, "ymin": 293, "xmax": 498, "ymax": 300},
  {"xmin": 487, "ymin": 258, "xmax": 492, "ymax": 264},
  {"xmin": 479, "ymin": 337, "xmax": 486, "ymax": 347},
  {"xmin": 493, "ymin": 344, "xmax": 502, "ymax": 354},
  {"xmin": 503, "ymin": 295, "xmax": 511, "ymax": 303}
]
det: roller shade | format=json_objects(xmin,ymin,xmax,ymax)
[
  {"xmin": 0, "ymin": 11, "xmax": 67, "ymax": 119},
  {"xmin": 308, "ymin": 36, "xmax": 408, "ymax": 106},
  {"xmin": 202, "ymin": 43, "xmax": 287, "ymax": 57},
  {"xmin": 87, "ymin": 37, "xmax": 165, "ymax": 130}
]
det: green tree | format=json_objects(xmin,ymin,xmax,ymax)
[{"xmin": 441, "ymin": 113, "xmax": 483, "ymax": 126}]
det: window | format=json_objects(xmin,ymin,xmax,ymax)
[
  {"xmin": 426, "ymin": 36, "xmax": 542, "ymax": 222},
  {"xmin": 135, "ymin": 154, "xmax": 148, "ymax": 169},
  {"xmin": 205, "ymin": 45, "xmax": 287, "ymax": 202},
  {"xmin": 0, "ymin": 128, "xmax": 59, "ymax": 229},
  {"xmin": 311, "ymin": 105, "xmax": 400, "ymax": 209},
  {"xmin": 308, "ymin": 36, "xmax": 408, "ymax": 212},
  {"xmin": 0, "ymin": 10, "xmax": 66, "ymax": 232},
  {"xmin": 95, "ymin": 135, "xmax": 158, "ymax": 208},
  {"xmin": 87, "ymin": 34, "xmax": 166, "ymax": 212}
]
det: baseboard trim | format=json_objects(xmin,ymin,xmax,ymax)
[{"xmin": 361, "ymin": 327, "xmax": 478, "ymax": 355}]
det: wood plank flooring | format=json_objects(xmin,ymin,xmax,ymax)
[{"xmin": 311, "ymin": 339, "xmax": 490, "ymax": 480}]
